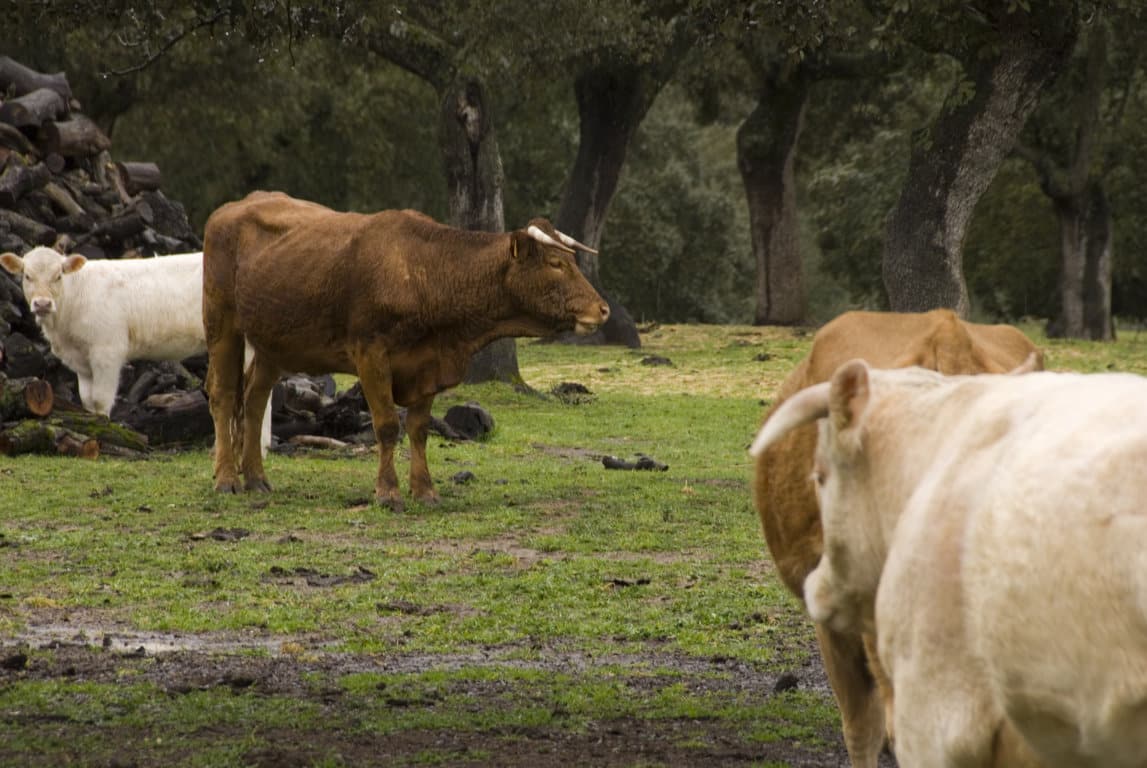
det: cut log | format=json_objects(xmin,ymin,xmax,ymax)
[
  {"xmin": 56, "ymin": 431, "xmax": 100, "ymax": 458},
  {"xmin": 115, "ymin": 162, "xmax": 160, "ymax": 196},
  {"xmin": 87, "ymin": 209, "xmax": 144, "ymax": 243},
  {"xmin": 116, "ymin": 389, "xmax": 212, "ymax": 446},
  {"xmin": 0, "ymin": 123, "xmax": 39, "ymax": 156},
  {"xmin": 0, "ymin": 207, "xmax": 56, "ymax": 245},
  {"xmin": 0, "ymin": 375, "xmax": 54, "ymax": 419},
  {"xmin": 49, "ymin": 410, "xmax": 150, "ymax": 452},
  {"xmin": 0, "ymin": 88, "xmax": 68, "ymax": 129},
  {"xmin": 37, "ymin": 115, "xmax": 111, "ymax": 158},
  {"xmin": 0, "ymin": 159, "xmax": 50, "ymax": 207},
  {"xmin": 41, "ymin": 180, "xmax": 86, "ymax": 218},
  {"xmin": 136, "ymin": 190, "xmax": 199, "ymax": 244},
  {"xmin": 0, "ymin": 57, "xmax": 73, "ymax": 100}
]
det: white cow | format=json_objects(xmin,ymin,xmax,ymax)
[
  {"xmin": 750, "ymin": 361, "xmax": 1147, "ymax": 768},
  {"xmin": 0, "ymin": 246, "xmax": 270, "ymax": 451}
]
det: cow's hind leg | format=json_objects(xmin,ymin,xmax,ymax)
[
  {"xmin": 239, "ymin": 354, "xmax": 280, "ymax": 492},
  {"xmin": 352, "ymin": 344, "xmax": 403, "ymax": 511},
  {"xmin": 816, "ymin": 623, "xmax": 885, "ymax": 768},
  {"xmin": 405, "ymin": 397, "xmax": 439, "ymax": 505},
  {"xmin": 206, "ymin": 326, "xmax": 246, "ymax": 493}
]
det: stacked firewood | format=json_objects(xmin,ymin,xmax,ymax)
[{"xmin": 0, "ymin": 55, "xmax": 202, "ymax": 457}]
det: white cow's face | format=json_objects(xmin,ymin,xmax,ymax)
[
  {"xmin": 804, "ymin": 417, "xmax": 881, "ymax": 635},
  {"xmin": 0, "ymin": 246, "xmax": 87, "ymax": 319}
]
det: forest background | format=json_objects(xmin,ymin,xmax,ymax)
[{"xmin": 6, "ymin": 0, "xmax": 1146, "ymax": 343}]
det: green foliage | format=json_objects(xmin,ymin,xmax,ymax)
[{"xmin": 602, "ymin": 86, "xmax": 754, "ymax": 323}]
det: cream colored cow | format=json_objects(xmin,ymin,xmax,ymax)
[{"xmin": 751, "ymin": 361, "xmax": 1147, "ymax": 768}]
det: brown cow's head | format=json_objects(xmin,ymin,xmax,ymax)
[{"xmin": 507, "ymin": 219, "xmax": 609, "ymax": 336}]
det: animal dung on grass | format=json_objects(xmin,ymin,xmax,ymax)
[{"xmin": 602, "ymin": 454, "xmax": 668, "ymax": 472}]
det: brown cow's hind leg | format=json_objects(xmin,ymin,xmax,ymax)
[
  {"xmin": 405, "ymin": 397, "xmax": 439, "ymax": 504},
  {"xmin": 240, "ymin": 355, "xmax": 280, "ymax": 492},
  {"xmin": 815, "ymin": 623, "xmax": 885, "ymax": 768},
  {"xmin": 206, "ymin": 328, "xmax": 245, "ymax": 494}
]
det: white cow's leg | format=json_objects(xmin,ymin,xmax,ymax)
[
  {"xmin": 75, "ymin": 374, "xmax": 96, "ymax": 413},
  {"xmin": 243, "ymin": 343, "xmax": 272, "ymax": 456},
  {"xmin": 87, "ymin": 354, "xmax": 123, "ymax": 417}
]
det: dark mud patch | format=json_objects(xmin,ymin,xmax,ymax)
[{"xmin": 1, "ymin": 629, "xmax": 898, "ymax": 767}]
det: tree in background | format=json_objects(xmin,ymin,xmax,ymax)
[
  {"xmin": 1013, "ymin": 5, "xmax": 1145, "ymax": 340},
  {"xmin": 881, "ymin": 2, "xmax": 1079, "ymax": 315}
]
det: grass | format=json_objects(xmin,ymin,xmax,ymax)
[{"xmin": 3, "ymin": 321, "xmax": 1147, "ymax": 766}]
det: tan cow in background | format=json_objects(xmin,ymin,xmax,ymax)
[
  {"xmin": 751, "ymin": 361, "xmax": 1147, "ymax": 767},
  {"xmin": 752, "ymin": 309, "xmax": 1041, "ymax": 767}
]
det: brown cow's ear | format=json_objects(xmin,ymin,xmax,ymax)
[
  {"xmin": 829, "ymin": 359, "xmax": 870, "ymax": 433},
  {"xmin": 0, "ymin": 252, "xmax": 22, "ymax": 275}
]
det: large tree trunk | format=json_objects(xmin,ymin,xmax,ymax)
[
  {"xmin": 554, "ymin": 65, "xmax": 655, "ymax": 349},
  {"xmin": 436, "ymin": 76, "xmax": 523, "ymax": 385},
  {"xmin": 883, "ymin": 11, "xmax": 1078, "ymax": 315},
  {"xmin": 737, "ymin": 73, "xmax": 808, "ymax": 326},
  {"xmin": 1050, "ymin": 185, "xmax": 1113, "ymax": 340}
]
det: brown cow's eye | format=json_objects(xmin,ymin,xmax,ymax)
[{"xmin": 547, "ymin": 257, "xmax": 564, "ymax": 269}]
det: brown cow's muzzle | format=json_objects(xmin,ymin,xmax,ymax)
[{"xmin": 575, "ymin": 302, "xmax": 610, "ymax": 335}]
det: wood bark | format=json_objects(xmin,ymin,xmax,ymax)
[
  {"xmin": 0, "ymin": 375, "xmax": 54, "ymax": 419},
  {"xmin": 0, "ymin": 56, "xmax": 72, "ymax": 100},
  {"xmin": 0, "ymin": 158, "xmax": 50, "ymax": 207},
  {"xmin": 115, "ymin": 161, "xmax": 161, "ymax": 196},
  {"xmin": 0, "ymin": 88, "xmax": 69, "ymax": 129},
  {"xmin": 883, "ymin": 10, "xmax": 1079, "ymax": 316},
  {"xmin": 738, "ymin": 72, "xmax": 809, "ymax": 326},
  {"xmin": 0, "ymin": 208, "xmax": 56, "ymax": 245},
  {"xmin": 37, "ymin": 115, "xmax": 112, "ymax": 158}
]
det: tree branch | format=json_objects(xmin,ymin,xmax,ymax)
[{"xmin": 104, "ymin": 9, "xmax": 229, "ymax": 76}]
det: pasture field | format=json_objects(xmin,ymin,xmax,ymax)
[{"xmin": 2, "ymin": 322, "xmax": 1145, "ymax": 767}]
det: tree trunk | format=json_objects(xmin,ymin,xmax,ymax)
[
  {"xmin": 435, "ymin": 75, "xmax": 522, "ymax": 385},
  {"xmin": 555, "ymin": 65, "xmax": 653, "ymax": 348},
  {"xmin": 883, "ymin": 11, "xmax": 1078, "ymax": 315},
  {"xmin": 737, "ymin": 73, "xmax": 808, "ymax": 326},
  {"xmin": 1050, "ymin": 185, "xmax": 1113, "ymax": 340}
]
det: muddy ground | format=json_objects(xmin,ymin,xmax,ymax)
[{"xmin": 2, "ymin": 624, "xmax": 898, "ymax": 767}]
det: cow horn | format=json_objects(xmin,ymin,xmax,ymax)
[
  {"xmin": 554, "ymin": 229, "xmax": 599, "ymax": 255},
  {"xmin": 527, "ymin": 225, "xmax": 576, "ymax": 255},
  {"xmin": 749, "ymin": 382, "xmax": 831, "ymax": 457}
]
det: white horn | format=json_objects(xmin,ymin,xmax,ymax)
[
  {"xmin": 527, "ymin": 225, "xmax": 576, "ymax": 254},
  {"xmin": 749, "ymin": 382, "xmax": 832, "ymax": 457},
  {"xmin": 554, "ymin": 229, "xmax": 599, "ymax": 255}
]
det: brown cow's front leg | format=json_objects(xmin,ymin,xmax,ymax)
[
  {"xmin": 353, "ymin": 345, "xmax": 404, "ymax": 511},
  {"xmin": 816, "ymin": 622, "xmax": 886, "ymax": 768},
  {"xmin": 239, "ymin": 355, "xmax": 281, "ymax": 493},
  {"xmin": 404, "ymin": 397, "xmax": 439, "ymax": 505}
]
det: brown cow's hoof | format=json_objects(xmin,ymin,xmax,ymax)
[
  {"xmin": 376, "ymin": 492, "xmax": 404, "ymax": 513},
  {"xmin": 214, "ymin": 479, "xmax": 240, "ymax": 494},
  {"xmin": 414, "ymin": 491, "xmax": 441, "ymax": 506},
  {"xmin": 244, "ymin": 477, "xmax": 272, "ymax": 493}
]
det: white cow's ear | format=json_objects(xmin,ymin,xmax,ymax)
[
  {"xmin": 62, "ymin": 254, "xmax": 88, "ymax": 274},
  {"xmin": 829, "ymin": 359, "xmax": 870, "ymax": 434},
  {"xmin": 0, "ymin": 252, "xmax": 22, "ymax": 275}
]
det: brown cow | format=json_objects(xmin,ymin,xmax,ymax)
[
  {"xmin": 752, "ymin": 308, "xmax": 1042, "ymax": 768},
  {"xmin": 203, "ymin": 191, "xmax": 609, "ymax": 510}
]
